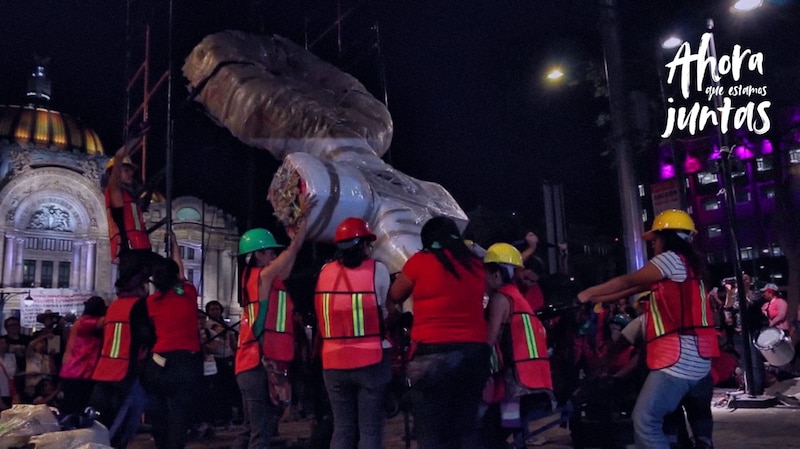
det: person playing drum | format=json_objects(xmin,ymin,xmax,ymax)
[{"xmin": 760, "ymin": 283, "xmax": 789, "ymax": 334}]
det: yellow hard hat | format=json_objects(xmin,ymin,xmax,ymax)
[
  {"xmin": 484, "ymin": 243, "xmax": 523, "ymax": 268},
  {"xmin": 105, "ymin": 156, "xmax": 136, "ymax": 171},
  {"xmin": 642, "ymin": 209, "xmax": 696, "ymax": 240}
]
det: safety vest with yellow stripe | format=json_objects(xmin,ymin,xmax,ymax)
[
  {"xmin": 92, "ymin": 296, "xmax": 138, "ymax": 382},
  {"xmin": 315, "ymin": 259, "xmax": 383, "ymax": 370},
  {"xmin": 105, "ymin": 187, "xmax": 151, "ymax": 262},
  {"xmin": 498, "ymin": 284, "xmax": 553, "ymax": 390},
  {"xmin": 644, "ymin": 264, "xmax": 719, "ymax": 370},
  {"xmin": 235, "ymin": 267, "xmax": 295, "ymax": 375}
]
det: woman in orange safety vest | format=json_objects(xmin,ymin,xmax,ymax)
[
  {"xmin": 481, "ymin": 243, "xmax": 553, "ymax": 448},
  {"xmin": 314, "ymin": 217, "xmax": 391, "ymax": 449},
  {"xmin": 103, "ymin": 136, "xmax": 151, "ymax": 264},
  {"xmin": 233, "ymin": 194, "xmax": 311, "ymax": 449},
  {"xmin": 578, "ymin": 209, "xmax": 717, "ymax": 449}
]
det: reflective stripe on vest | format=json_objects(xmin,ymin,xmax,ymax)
[
  {"xmin": 262, "ymin": 279, "xmax": 295, "ymax": 362},
  {"xmin": 498, "ymin": 284, "xmax": 553, "ymax": 391},
  {"xmin": 520, "ymin": 314, "xmax": 539, "ymax": 360},
  {"xmin": 92, "ymin": 296, "xmax": 137, "ymax": 382},
  {"xmin": 645, "ymin": 260, "xmax": 719, "ymax": 369},
  {"xmin": 320, "ymin": 292, "xmax": 372, "ymax": 338},
  {"xmin": 698, "ymin": 280, "xmax": 710, "ymax": 326},
  {"xmin": 235, "ymin": 267, "xmax": 266, "ymax": 374},
  {"xmin": 273, "ymin": 290, "xmax": 288, "ymax": 333},
  {"xmin": 649, "ymin": 293, "xmax": 666, "ymax": 337},
  {"xmin": 315, "ymin": 260, "xmax": 383, "ymax": 369},
  {"xmin": 321, "ymin": 293, "xmax": 332, "ymax": 338},
  {"xmin": 110, "ymin": 322, "xmax": 124, "ymax": 358}
]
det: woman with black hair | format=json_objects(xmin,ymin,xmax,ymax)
[
  {"xmin": 145, "ymin": 234, "xmax": 202, "ymax": 449},
  {"xmin": 91, "ymin": 254, "xmax": 156, "ymax": 449},
  {"xmin": 234, "ymin": 194, "xmax": 312, "ymax": 449},
  {"xmin": 59, "ymin": 296, "xmax": 107, "ymax": 416},
  {"xmin": 578, "ymin": 209, "xmax": 718, "ymax": 449},
  {"xmin": 314, "ymin": 217, "xmax": 391, "ymax": 449},
  {"xmin": 389, "ymin": 216, "xmax": 490, "ymax": 449}
]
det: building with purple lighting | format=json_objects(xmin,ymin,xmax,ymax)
[{"xmin": 646, "ymin": 106, "xmax": 800, "ymax": 285}]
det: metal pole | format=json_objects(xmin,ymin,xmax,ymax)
[
  {"xmin": 656, "ymin": 44, "xmax": 687, "ymax": 209},
  {"xmin": 706, "ymin": 19, "xmax": 757, "ymax": 396},
  {"xmin": 165, "ymin": 0, "xmax": 174, "ymax": 257},
  {"xmin": 598, "ymin": 0, "xmax": 646, "ymax": 271}
]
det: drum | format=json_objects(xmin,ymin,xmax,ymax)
[{"xmin": 754, "ymin": 327, "xmax": 795, "ymax": 366}]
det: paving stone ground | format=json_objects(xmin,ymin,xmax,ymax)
[{"xmin": 124, "ymin": 385, "xmax": 800, "ymax": 449}]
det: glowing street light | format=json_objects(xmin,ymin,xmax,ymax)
[
  {"xmin": 546, "ymin": 67, "xmax": 565, "ymax": 81},
  {"xmin": 661, "ymin": 36, "xmax": 683, "ymax": 50},
  {"xmin": 732, "ymin": 0, "xmax": 763, "ymax": 12}
]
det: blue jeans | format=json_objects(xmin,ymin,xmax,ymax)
[
  {"xmin": 633, "ymin": 370, "xmax": 713, "ymax": 449},
  {"xmin": 234, "ymin": 367, "xmax": 276, "ymax": 449},
  {"xmin": 90, "ymin": 378, "xmax": 149, "ymax": 449},
  {"xmin": 408, "ymin": 343, "xmax": 490, "ymax": 449},
  {"xmin": 323, "ymin": 351, "xmax": 391, "ymax": 449}
]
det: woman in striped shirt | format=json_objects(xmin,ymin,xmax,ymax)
[{"xmin": 578, "ymin": 209, "xmax": 718, "ymax": 449}]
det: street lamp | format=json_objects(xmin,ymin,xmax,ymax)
[
  {"xmin": 732, "ymin": 0, "xmax": 763, "ymax": 12},
  {"xmin": 0, "ymin": 290, "xmax": 34, "ymax": 333},
  {"xmin": 0, "ymin": 290, "xmax": 34, "ymax": 307},
  {"xmin": 546, "ymin": 67, "xmax": 565, "ymax": 81},
  {"xmin": 661, "ymin": 2, "xmax": 766, "ymax": 400}
]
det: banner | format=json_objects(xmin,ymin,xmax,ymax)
[
  {"xmin": 650, "ymin": 179, "xmax": 682, "ymax": 216},
  {"xmin": 20, "ymin": 289, "xmax": 93, "ymax": 329}
]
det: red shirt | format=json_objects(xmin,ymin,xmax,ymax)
[
  {"xmin": 402, "ymin": 250, "xmax": 487, "ymax": 344},
  {"xmin": 60, "ymin": 316, "xmax": 103, "ymax": 380},
  {"xmin": 523, "ymin": 284, "xmax": 545, "ymax": 313},
  {"xmin": 147, "ymin": 281, "xmax": 201, "ymax": 354}
]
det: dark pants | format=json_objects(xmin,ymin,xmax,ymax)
[
  {"xmin": 408, "ymin": 343, "xmax": 490, "ymax": 449},
  {"xmin": 90, "ymin": 378, "xmax": 148, "ymax": 449},
  {"xmin": 60, "ymin": 378, "xmax": 97, "ymax": 416},
  {"xmin": 212, "ymin": 356, "xmax": 240, "ymax": 423},
  {"xmin": 145, "ymin": 351, "xmax": 203, "ymax": 449},
  {"xmin": 323, "ymin": 351, "xmax": 391, "ymax": 449},
  {"xmin": 233, "ymin": 367, "xmax": 277, "ymax": 449}
]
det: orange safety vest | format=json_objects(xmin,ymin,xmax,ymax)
[
  {"xmin": 92, "ymin": 296, "xmax": 138, "ymax": 382},
  {"xmin": 105, "ymin": 187, "xmax": 151, "ymax": 262},
  {"xmin": 235, "ymin": 267, "xmax": 295, "ymax": 375},
  {"xmin": 644, "ymin": 262, "xmax": 719, "ymax": 370},
  {"xmin": 498, "ymin": 284, "xmax": 553, "ymax": 390},
  {"xmin": 315, "ymin": 259, "xmax": 383, "ymax": 370}
]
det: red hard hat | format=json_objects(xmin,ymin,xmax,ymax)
[{"xmin": 334, "ymin": 217, "xmax": 376, "ymax": 244}]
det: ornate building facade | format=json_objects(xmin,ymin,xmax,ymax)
[{"xmin": 0, "ymin": 65, "xmax": 241, "ymax": 330}]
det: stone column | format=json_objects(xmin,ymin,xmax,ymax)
[
  {"xmin": 86, "ymin": 241, "xmax": 96, "ymax": 292},
  {"xmin": 76, "ymin": 241, "xmax": 87, "ymax": 291},
  {"xmin": 3, "ymin": 234, "xmax": 15, "ymax": 287},
  {"xmin": 71, "ymin": 240, "xmax": 81, "ymax": 290},
  {"xmin": 13, "ymin": 237, "xmax": 24, "ymax": 286}
]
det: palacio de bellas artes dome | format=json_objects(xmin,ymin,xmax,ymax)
[{"xmin": 0, "ymin": 63, "xmax": 241, "ymax": 333}]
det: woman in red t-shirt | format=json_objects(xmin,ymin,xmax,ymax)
[
  {"xmin": 389, "ymin": 216, "xmax": 490, "ymax": 449},
  {"xmin": 144, "ymin": 234, "xmax": 202, "ymax": 449},
  {"xmin": 59, "ymin": 296, "xmax": 107, "ymax": 416}
]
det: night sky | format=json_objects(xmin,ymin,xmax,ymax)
[{"xmin": 2, "ymin": 0, "xmax": 798, "ymax": 239}]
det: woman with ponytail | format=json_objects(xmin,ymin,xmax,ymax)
[
  {"xmin": 145, "ymin": 233, "xmax": 201, "ymax": 449},
  {"xmin": 389, "ymin": 216, "xmax": 490, "ymax": 449},
  {"xmin": 314, "ymin": 217, "xmax": 392, "ymax": 449}
]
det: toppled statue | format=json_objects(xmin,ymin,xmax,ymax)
[{"xmin": 183, "ymin": 30, "xmax": 467, "ymax": 273}]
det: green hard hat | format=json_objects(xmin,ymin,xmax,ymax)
[{"xmin": 239, "ymin": 228, "xmax": 283, "ymax": 255}]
